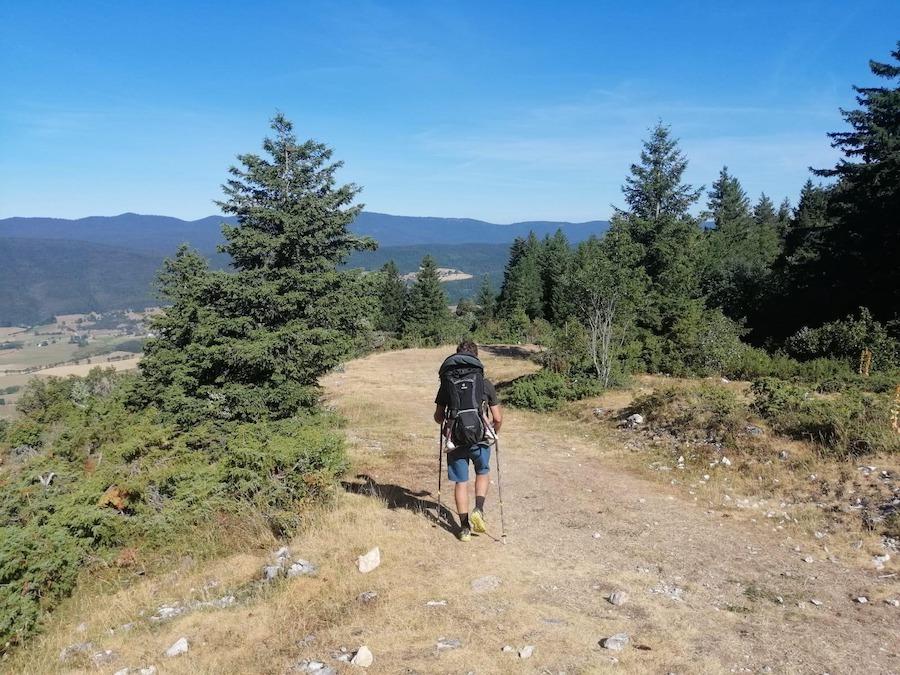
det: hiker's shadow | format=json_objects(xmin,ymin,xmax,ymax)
[{"xmin": 341, "ymin": 474, "xmax": 457, "ymax": 534}]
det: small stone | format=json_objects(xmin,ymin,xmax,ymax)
[
  {"xmin": 164, "ymin": 637, "xmax": 189, "ymax": 657},
  {"xmin": 274, "ymin": 546, "xmax": 290, "ymax": 561},
  {"xmin": 592, "ymin": 532, "xmax": 602, "ymax": 539},
  {"xmin": 357, "ymin": 548, "xmax": 381, "ymax": 574},
  {"xmin": 426, "ymin": 599, "xmax": 447, "ymax": 606},
  {"xmin": 803, "ymin": 556, "xmax": 815, "ymax": 564},
  {"xmin": 263, "ymin": 564, "xmax": 282, "ymax": 581},
  {"xmin": 721, "ymin": 456, "xmax": 732, "ymax": 467},
  {"xmin": 287, "ymin": 559, "xmax": 318, "ymax": 577},
  {"xmin": 139, "ymin": 668, "xmax": 158, "ymax": 675},
  {"xmin": 873, "ymin": 554, "xmax": 890, "ymax": 570},
  {"xmin": 358, "ymin": 591, "xmax": 378, "ymax": 604},
  {"xmin": 519, "ymin": 645, "xmax": 535, "ymax": 659},
  {"xmin": 501, "ymin": 645, "xmax": 514, "ymax": 653},
  {"xmin": 114, "ymin": 670, "xmax": 129, "ymax": 675},
  {"xmin": 436, "ymin": 637, "xmax": 462, "ymax": 651},
  {"xmin": 883, "ymin": 598, "xmax": 899, "ymax": 607},
  {"xmin": 350, "ymin": 645, "xmax": 373, "ymax": 667},
  {"xmin": 745, "ymin": 425, "xmax": 763, "ymax": 436},
  {"xmin": 855, "ymin": 596, "xmax": 868, "ymax": 604},
  {"xmin": 779, "ymin": 450, "xmax": 789, "ymax": 460},
  {"xmin": 810, "ymin": 599, "xmax": 822, "ymax": 606},
  {"xmin": 59, "ymin": 642, "xmax": 93, "ymax": 663},
  {"xmin": 608, "ymin": 590, "xmax": 628, "ymax": 606},
  {"xmin": 600, "ymin": 633, "xmax": 629, "ymax": 651},
  {"xmin": 626, "ymin": 413, "xmax": 644, "ymax": 428},
  {"xmin": 91, "ymin": 649, "xmax": 118, "ymax": 666},
  {"xmin": 471, "ymin": 575, "xmax": 502, "ymax": 593}
]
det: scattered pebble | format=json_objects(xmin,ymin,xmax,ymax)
[
  {"xmin": 592, "ymin": 532, "xmax": 602, "ymax": 539},
  {"xmin": 802, "ymin": 556, "xmax": 815, "ymax": 564},
  {"xmin": 357, "ymin": 591, "xmax": 378, "ymax": 604},
  {"xmin": 357, "ymin": 548, "xmax": 381, "ymax": 574},
  {"xmin": 855, "ymin": 596, "xmax": 868, "ymax": 604},
  {"xmin": 287, "ymin": 560, "xmax": 318, "ymax": 577},
  {"xmin": 501, "ymin": 645, "xmax": 514, "ymax": 653},
  {"xmin": 59, "ymin": 642, "xmax": 93, "ymax": 663},
  {"xmin": 810, "ymin": 599, "xmax": 822, "ymax": 607},
  {"xmin": 626, "ymin": 413, "xmax": 644, "ymax": 428},
  {"xmin": 426, "ymin": 599, "xmax": 447, "ymax": 606},
  {"xmin": 519, "ymin": 645, "xmax": 535, "ymax": 659},
  {"xmin": 600, "ymin": 633, "xmax": 630, "ymax": 651},
  {"xmin": 350, "ymin": 645, "xmax": 374, "ymax": 667},
  {"xmin": 873, "ymin": 554, "xmax": 890, "ymax": 570},
  {"xmin": 164, "ymin": 637, "xmax": 189, "ymax": 658},
  {"xmin": 471, "ymin": 575, "xmax": 502, "ymax": 593},
  {"xmin": 436, "ymin": 638, "xmax": 462, "ymax": 651},
  {"xmin": 883, "ymin": 598, "xmax": 899, "ymax": 607},
  {"xmin": 608, "ymin": 590, "xmax": 629, "ymax": 606}
]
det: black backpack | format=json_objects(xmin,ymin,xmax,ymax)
[{"xmin": 439, "ymin": 353, "xmax": 487, "ymax": 448}]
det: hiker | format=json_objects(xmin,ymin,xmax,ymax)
[{"xmin": 434, "ymin": 340, "xmax": 503, "ymax": 541}]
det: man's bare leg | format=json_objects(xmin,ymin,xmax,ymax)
[
  {"xmin": 470, "ymin": 473, "xmax": 490, "ymax": 533},
  {"xmin": 454, "ymin": 481, "xmax": 468, "ymax": 517}
]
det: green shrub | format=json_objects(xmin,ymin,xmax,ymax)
[
  {"xmin": 503, "ymin": 370, "xmax": 603, "ymax": 411},
  {"xmin": 630, "ymin": 384, "xmax": 746, "ymax": 441},
  {"xmin": 785, "ymin": 307, "xmax": 899, "ymax": 371},
  {"xmin": 0, "ymin": 372, "xmax": 347, "ymax": 651},
  {"xmin": 751, "ymin": 377, "xmax": 898, "ymax": 457}
]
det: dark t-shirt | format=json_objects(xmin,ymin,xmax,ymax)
[{"xmin": 435, "ymin": 378, "xmax": 499, "ymax": 408}]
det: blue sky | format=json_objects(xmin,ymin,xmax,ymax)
[{"xmin": 1, "ymin": 1, "xmax": 897, "ymax": 222}]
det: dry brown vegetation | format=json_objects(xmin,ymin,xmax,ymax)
[{"xmin": 6, "ymin": 347, "xmax": 898, "ymax": 674}]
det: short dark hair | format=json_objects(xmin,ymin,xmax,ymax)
[{"xmin": 456, "ymin": 340, "xmax": 478, "ymax": 356}]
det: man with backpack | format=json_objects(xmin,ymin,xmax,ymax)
[{"xmin": 434, "ymin": 340, "xmax": 503, "ymax": 541}]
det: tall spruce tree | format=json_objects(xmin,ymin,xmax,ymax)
[
  {"xmin": 810, "ymin": 42, "xmax": 900, "ymax": 324},
  {"xmin": 139, "ymin": 114, "xmax": 373, "ymax": 423},
  {"xmin": 616, "ymin": 122, "xmax": 704, "ymax": 365},
  {"xmin": 474, "ymin": 275, "xmax": 496, "ymax": 322},
  {"xmin": 540, "ymin": 229, "xmax": 572, "ymax": 324},
  {"xmin": 402, "ymin": 255, "xmax": 450, "ymax": 340},
  {"xmin": 497, "ymin": 233, "xmax": 543, "ymax": 320},
  {"xmin": 376, "ymin": 260, "xmax": 406, "ymax": 333}
]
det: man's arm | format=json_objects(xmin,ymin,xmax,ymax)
[
  {"xmin": 489, "ymin": 404, "xmax": 503, "ymax": 432},
  {"xmin": 434, "ymin": 404, "xmax": 445, "ymax": 425}
]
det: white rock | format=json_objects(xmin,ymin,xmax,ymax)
[
  {"xmin": 803, "ymin": 556, "xmax": 815, "ymax": 563},
  {"xmin": 883, "ymin": 598, "xmax": 899, "ymax": 607},
  {"xmin": 263, "ymin": 564, "xmax": 282, "ymax": 581},
  {"xmin": 592, "ymin": 532, "xmax": 602, "ymax": 539},
  {"xmin": 139, "ymin": 668, "xmax": 158, "ymax": 675},
  {"xmin": 600, "ymin": 633, "xmax": 629, "ymax": 651},
  {"xmin": 358, "ymin": 591, "xmax": 378, "ymax": 603},
  {"xmin": 471, "ymin": 575, "xmax": 502, "ymax": 592},
  {"xmin": 519, "ymin": 645, "xmax": 535, "ymax": 659},
  {"xmin": 164, "ymin": 637, "xmax": 189, "ymax": 657},
  {"xmin": 287, "ymin": 559, "xmax": 318, "ymax": 577},
  {"xmin": 436, "ymin": 637, "xmax": 462, "ymax": 651},
  {"xmin": 721, "ymin": 457, "xmax": 732, "ymax": 467},
  {"xmin": 114, "ymin": 670, "xmax": 129, "ymax": 675},
  {"xmin": 873, "ymin": 554, "xmax": 890, "ymax": 570},
  {"xmin": 608, "ymin": 590, "xmax": 629, "ymax": 606},
  {"xmin": 810, "ymin": 599, "xmax": 822, "ymax": 606},
  {"xmin": 350, "ymin": 645, "xmax": 373, "ymax": 667},
  {"xmin": 855, "ymin": 596, "xmax": 868, "ymax": 604},
  {"xmin": 357, "ymin": 548, "xmax": 381, "ymax": 574},
  {"xmin": 274, "ymin": 546, "xmax": 290, "ymax": 561},
  {"xmin": 501, "ymin": 645, "xmax": 514, "ymax": 653},
  {"xmin": 426, "ymin": 599, "xmax": 447, "ymax": 606},
  {"xmin": 59, "ymin": 642, "xmax": 93, "ymax": 663},
  {"xmin": 626, "ymin": 413, "xmax": 644, "ymax": 428}
]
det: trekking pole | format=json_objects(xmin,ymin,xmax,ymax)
[
  {"xmin": 437, "ymin": 425, "xmax": 444, "ymax": 525},
  {"xmin": 495, "ymin": 435, "xmax": 507, "ymax": 543}
]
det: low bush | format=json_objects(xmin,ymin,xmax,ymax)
[
  {"xmin": 751, "ymin": 377, "xmax": 898, "ymax": 457},
  {"xmin": 785, "ymin": 308, "xmax": 899, "ymax": 371},
  {"xmin": 629, "ymin": 384, "xmax": 747, "ymax": 442},
  {"xmin": 0, "ymin": 369, "xmax": 346, "ymax": 651},
  {"xmin": 502, "ymin": 370, "xmax": 603, "ymax": 411}
]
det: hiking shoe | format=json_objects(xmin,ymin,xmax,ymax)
[
  {"xmin": 470, "ymin": 509, "xmax": 487, "ymax": 534},
  {"xmin": 458, "ymin": 526, "xmax": 472, "ymax": 542}
]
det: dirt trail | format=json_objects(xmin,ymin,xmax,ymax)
[{"xmin": 323, "ymin": 347, "xmax": 899, "ymax": 674}]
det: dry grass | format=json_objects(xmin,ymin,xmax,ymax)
[{"xmin": 6, "ymin": 346, "xmax": 899, "ymax": 674}]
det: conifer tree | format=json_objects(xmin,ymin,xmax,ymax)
[
  {"xmin": 474, "ymin": 275, "xmax": 496, "ymax": 322},
  {"xmin": 497, "ymin": 233, "xmax": 543, "ymax": 320},
  {"xmin": 376, "ymin": 260, "xmax": 406, "ymax": 333},
  {"xmin": 810, "ymin": 42, "xmax": 900, "ymax": 323},
  {"xmin": 540, "ymin": 229, "xmax": 572, "ymax": 324},
  {"xmin": 615, "ymin": 122, "xmax": 704, "ymax": 358},
  {"xmin": 402, "ymin": 255, "xmax": 450, "ymax": 340},
  {"xmin": 776, "ymin": 197, "xmax": 792, "ymax": 239},
  {"xmin": 139, "ymin": 114, "xmax": 372, "ymax": 423}
]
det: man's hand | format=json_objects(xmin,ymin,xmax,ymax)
[{"xmin": 434, "ymin": 404, "xmax": 445, "ymax": 425}]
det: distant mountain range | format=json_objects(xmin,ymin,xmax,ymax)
[{"xmin": 0, "ymin": 212, "xmax": 609, "ymax": 325}]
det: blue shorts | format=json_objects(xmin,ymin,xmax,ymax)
[{"xmin": 447, "ymin": 445, "xmax": 491, "ymax": 483}]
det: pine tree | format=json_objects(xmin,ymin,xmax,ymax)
[
  {"xmin": 776, "ymin": 197, "xmax": 792, "ymax": 239},
  {"xmin": 402, "ymin": 255, "xmax": 450, "ymax": 340},
  {"xmin": 474, "ymin": 275, "xmax": 496, "ymax": 322},
  {"xmin": 540, "ymin": 229, "xmax": 572, "ymax": 324},
  {"xmin": 138, "ymin": 114, "xmax": 372, "ymax": 423},
  {"xmin": 616, "ymin": 122, "xmax": 704, "ymax": 353},
  {"xmin": 376, "ymin": 260, "xmax": 406, "ymax": 333},
  {"xmin": 497, "ymin": 233, "xmax": 543, "ymax": 320},
  {"xmin": 810, "ymin": 42, "xmax": 900, "ymax": 323}
]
